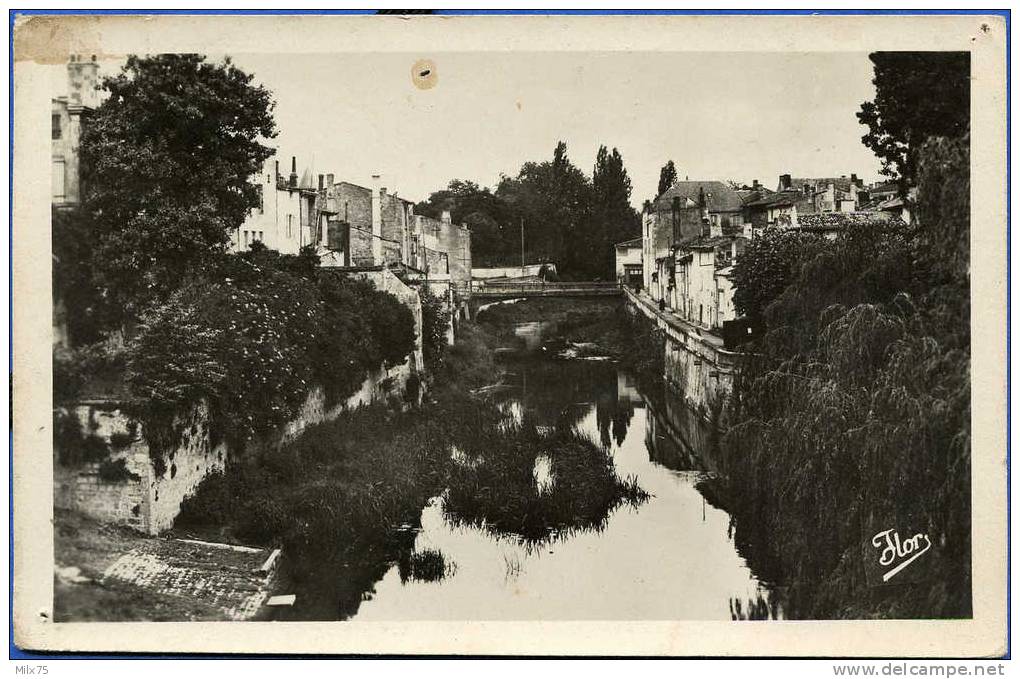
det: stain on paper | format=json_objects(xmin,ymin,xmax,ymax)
[{"xmin": 411, "ymin": 58, "xmax": 437, "ymax": 90}]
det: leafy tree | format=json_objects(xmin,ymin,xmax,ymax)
[
  {"xmin": 80, "ymin": 54, "xmax": 277, "ymax": 320},
  {"xmin": 591, "ymin": 145, "xmax": 640, "ymax": 277},
  {"xmin": 721, "ymin": 136, "xmax": 971, "ymax": 618},
  {"xmin": 127, "ymin": 256, "xmax": 416, "ymax": 444},
  {"xmin": 419, "ymin": 286, "xmax": 452, "ymax": 372},
  {"xmin": 417, "ymin": 142, "xmax": 638, "ymax": 279},
  {"xmin": 415, "ymin": 180, "xmax": 516, "ymax": 265},
  {"xmin": 657, "ymin": 160, "xmax": 677, "ymax": 198},
  {"xmin": 52, "ymin": 207, "xmax": 111, "ymax": 345},
  {"xmin": 497, "ymin": 141, "xmax": 594, "ymax": 279},
  {"xmin": 857, "ymin": 51, "xmax": 969, "ymax": 185},
  {"xmin": 730, "ymin": 228, "xmax": 825, "ymax": 323}
]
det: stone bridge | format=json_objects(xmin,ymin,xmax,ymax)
[{"xmin": 470, "ymin": 280, "xmax": 622, "ymax": 299}]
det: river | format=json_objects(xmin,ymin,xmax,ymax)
[{"xmin": 277, "ymin": 320, "xmax": 783, "ymax": 621}]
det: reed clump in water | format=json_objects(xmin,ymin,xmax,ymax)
[
  {"xmin": 443, "ymin": 407, "xmax": 649, "ymax": 544},
  {"xmin": 398, "ymin": 548, "xmax": 455, "ymax": 583}
]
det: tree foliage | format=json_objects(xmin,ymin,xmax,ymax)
[
  {"xmin": 657, "ymin": 160, "xmax": 677, "ymax": 198},
  {"xmin": 419, "ymin": 286, "xmax": 453, "ymax": 372},
  {"xmin": 416, "ymin": 142, "xmax": 640, "ymax": 279},
  {"xmin": 80, "ymin": 54, "xmax": 277, "ymax": 317},
  {"xmin": 857, "ymin": 52, "xmax": 969, "ymax": 185},
  {"xmin": 730, "ymin": 227, "xmax": 825, "ymax": 323},
  {"xmin": 721, "ymin": 136, "xmax": 971, "ymax": 618},
  {"xmin": 126, "ymin": 255, "xmax": 416, "ymax": 446}
]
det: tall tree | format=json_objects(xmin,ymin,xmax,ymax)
[
  {"xmin": 497, "ymin": 141, "xmax": 593, "ymax": 278},
  {"xmin": 592, "ymin": 145, "xmax": 640, "ymax": 276},
  {"xmin": 657, "ymin": 160, "xmax": 678, "ymax": 198},
  {"xmin": 80, "ymin": 54, "xmax": 277, "ymax": 318},
  {"xmin": 857, "ymin": 51, "xmax": 969, "ymax": 186}
]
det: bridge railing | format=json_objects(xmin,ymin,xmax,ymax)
[{"xmin": 471, "ymin": 280, "xmax": 622, "ymax": 295}]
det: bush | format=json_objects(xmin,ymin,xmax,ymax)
[{"xmin": 126, "ymin": 256, "xmax": 417, "ymax": 446}]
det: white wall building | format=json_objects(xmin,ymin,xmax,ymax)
[{"xmin": 232, "ymin": 156, "xmax": 319, "ymax": 255}]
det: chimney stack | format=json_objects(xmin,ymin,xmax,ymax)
[
  {"xmin": 67, "ymin": 54, "xmax": 100, "ymax": 109},
  {"xmin": 779, "ymin": 174, "xmax": 792, "ymax": 191},
  {"xmin": 370, "ymin": 174, "xmax": 383, "ymax": 264},
  {"xmin": 752, "ymin": 179, "xmax": 760, "ymax": 190},
  {"xmin": 289, "ymin": 156, "xmax": 298, "ymax": 188},
  {"xmin": 318, "ymin": 174, "xmax": 324, "ymax": 191},
  {"xmin": 326, "ymin": 173, "xmax": 334, "ymax": 187}
]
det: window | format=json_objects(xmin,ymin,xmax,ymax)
[
  {"xmin": 243, "ymin": 230, "xmax": 249, "ymax": 248},
  {"xmin": 52, "ymin": 160, "xmax": 66, "ymax": 200},
  {"xmin": 258, "ymin": 231, "xmax": 263, "ymax": 242},
  {"xmin": 257, "ymin": 185, "xmax": 264, "ymax": 213},
  {"xmin": 287, "ymin": 215, "xmax": 293, "ymax": 238},
  {"xmin": 51, "ymin": 113, "xmax": 62, "ymax": 140}
]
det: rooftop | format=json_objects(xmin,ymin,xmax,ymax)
[
  {"xmin": 779, "ymin": 176, "xmax": 859, "ymax": 193},
  {"xmin": 795, "ymin": 211, "xmax": 899, "ymax": 231},
  {"xmin": 744, "ymin": 190, "xmax": 804, "ymax": 208},
  {"xmin": 651, "ymin": 180, "xmax": 744, "ymax": 213}
]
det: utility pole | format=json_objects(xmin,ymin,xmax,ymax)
[{"xmin": 520, "ymin": 217, "xmax": 525, "ymax": 272}]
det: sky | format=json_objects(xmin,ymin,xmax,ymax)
[{"xmin": 54, "ymin": 51, "xmax": 885, "ymax": 208}]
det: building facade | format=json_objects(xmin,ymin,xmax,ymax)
[
  {"xmin": 232, "ymin": 156, "xmax": 320, "ymax": 255},
  {"xmin": 614, "ymin": 237, "xmax": 643, "ymax": 287},
  {"xmin": 52, "ymin": 55, "xmax": 100, "ymax": 209}
]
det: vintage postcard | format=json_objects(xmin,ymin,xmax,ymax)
[{"xmin": 10, "ymin": 12, "xmax": 1008, "ymax": 657}]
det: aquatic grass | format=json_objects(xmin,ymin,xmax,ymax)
[
  {"xmin": 398, "ymin": 548, "xmax": 455, "ymax": 584},
  {"xmin": 442, "ymin": 409, "xmax": 650, "ymax": 545}
]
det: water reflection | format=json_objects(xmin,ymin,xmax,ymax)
[{"xmin": 337, "ymin": 359, "xmax": 782, "ymax": 621}]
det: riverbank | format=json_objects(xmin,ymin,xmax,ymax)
[
  {"xmin": 55, "ymin": 300, "xmax": 652, "ymax": 621},
  {"xmin": 53, "ymin": 509, "xmax": 276, "ymax": 621}
]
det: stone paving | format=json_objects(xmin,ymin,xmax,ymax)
[{"xmin": 102, "ymin": 538, "xmax": 279, "ymax": 621}]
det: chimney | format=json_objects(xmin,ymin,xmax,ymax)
[
  {"xmin": 779, "ymin": 174, "xmax": 792, "ymax": 191},
  {"xmin": 851, "ymin": 173, "xmax": 860, "ymax": 187},
  {"xmin": 370, "ymin": 174, "xmax": 383, "ymax": 264},
  {"xmin": 289, "ymin": 156, "xmax": 298, "ymax": 188},
  {"xmin": 752, "ymin": 179, "xmax": 760, "ymax": 190},
  {"xmin": 67, "ymin": 54, "xmax": 100, "ymax": 109},
  {"xmin": 318, "ymin": 174, "xmax": 324, "ymax": 191},
  {"xmin": 698, "ymin": 187, "xmax": 706, "ymax": 208},
  {"xmin": 326, "ymin": 173, "xmax": 334, "ymax": 187},
  {"xmin": 275, "ymin": 160, "xmax": 280, "ymax": 184}
]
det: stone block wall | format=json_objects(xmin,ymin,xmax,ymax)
[
  {"xmin": 349, "ymin": 225, "xmax": 375, "ymax": 266},
  {"xmin": 54, "ymin": 269, "xmax": 427, "ymax": 536},
  {"xmin": 625, "ymin": 288, "xmax": 738, "ymax": 420},
  {"xmin": 53, "ymin": 402, "xmax": 227, "ymax": 535}
]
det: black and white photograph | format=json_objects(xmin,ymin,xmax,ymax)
[{"xmin": 10, "ymin": 11, "xmax": 1008, "ymax": 658}]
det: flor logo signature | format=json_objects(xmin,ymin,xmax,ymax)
[{"xmin": 871, "ymin": 528, "xmax": 932, "ymax": 582}]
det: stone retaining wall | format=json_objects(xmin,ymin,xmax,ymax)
[
  {"xmin": 54, "ymin": 267, "xmax": 425, "ymax": 535},
  {"xmin": 624, "ymin": 287, "xmax": 740, "ymax": 420}
]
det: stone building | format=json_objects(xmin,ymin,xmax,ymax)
[
  {"xmin": 672, "ymin": 234, "xmax": 746, "ymax": 330},
  {"xmin": 641, "ymin": 180, "xmax": 742, "ymax": 303},
  {"xmin": 52, "ymin": 55, "xmax": 99, "ymax": 209},
  {"xmin": 614, "ymin": 236, "xmax": 643, "ymax": 288},
  {"xmin": 232, "ymin": 156, "xmax": 321, "ymax": 255},
  {"xmin": 775, "ymin": 174, "xmax": 865, "ymax": 214},
  {"xmin": 322, "ymin": 176, "xmax": 414, "ymax": 268}
]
